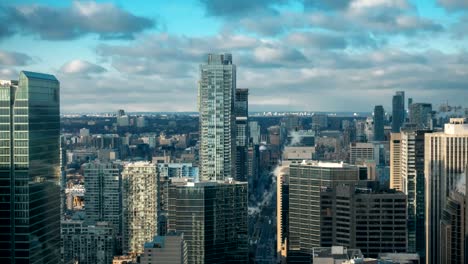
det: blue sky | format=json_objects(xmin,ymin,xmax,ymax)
[{"xmin": 0, "ymin": 0, "xmax": 467, "ymax": 112}]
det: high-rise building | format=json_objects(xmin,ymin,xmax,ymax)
[
  {"xmin": 0, "ymin": 72, "xmax": 61, "ymax": 263},
  {"xmin": 198, "ymin": 53, "xmax": 236, "ymax": 181},
  {"xmin": 122, "ymin": 162, "xmax": 158, "ymax": 255},
  {"xmin": 374, "ymin": 105, "xmax": 385, "ymax": 141},
  {"xmin": 249, "ymin": 121, "xmax": 261, "ymax": 145},
  {"xmin": 168, "ymin": 180, "xmax": 248, "ymax": 263},
  {"xmin": 327, "ymin": 185, "xmax": 408, "ymax": 258},
  {"xmin": 390, "ymin": 133, "xmax": 403, "ymax": 191},
  {"xmin": 349, "ymin": 142, "xmax": 375, "ymax": 165},
  {"xmin": 83, "ymin": 162, "xmax": 122, "ymax": 236},
  {"xmin": 288, "ymin": 161, "xmax": 360, "ymax": 255},
  {"xmin": 392, "ymin": 91, "xmax": 405, "ymax": 133},
  {"xmin": 425, "ymin": 118, "xmax": 468, "ymax": 264},
  {"xmin": 409, "ymin": 103, "xmax": 432, "ymax": 129},
  {"xmin": 139, "ymin": 232, "xmax": 188, "ymax": 264},
  {"xmin": 312, "ymin": 114, "xmax": 328, "ymax": 131},
  {"xmin": 400, "ymin": 129, "xmax": 430, "ymax": 258},
  {"xmin": 235, "ymin": 88, "xmax": 249, "ymax": 181},
  {"xmin": 276, "ymin": 162, "xmax": 290, "ymax": 262},
  {"xmin": 61, "ymin": 220, "xmax": 115, "ymax": 264},
  {"xmin": 440, "ymin": 189, "xmax": 466, "ymax": 264}
]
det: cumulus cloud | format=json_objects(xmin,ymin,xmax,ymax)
[
  {"xmin": 60, "ymin": 60, "xmax": 106, "ymax": 76},
  {"xmin": 0, "ymin": 50, "xmax": 33, "ymax": 66},
  {"xmin": 0, "ymin": 1, "xmax": 155, "ymax": 40},
  {"xmin": 198, "ymin": 0, "xmax": 285, "ymax": 17},
  {"xmin": 303, "ymin": 0, "xmax": 351, "ymax": 10},
  {"xmin": 284, "ymin": 32, "xmax": 347, "ymax": 49},
  {"xmin": 437, "ymin": 0, "xmax": 468, "ymax": 10}
]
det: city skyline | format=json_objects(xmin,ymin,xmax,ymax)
[{"xmin": 1, "ymin": 0, "xmax": 468, "ymax": 112}]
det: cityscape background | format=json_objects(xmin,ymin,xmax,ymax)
[
  {"xmin": 1, "ymin": 0, "xmax": 468, "ymax": 112},
  {"xmin": 1, "ymin": 1, "xmax": 468, "ymax": 264}
]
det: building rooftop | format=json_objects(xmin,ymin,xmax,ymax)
[
  {"xmin": 21, "ymin": 71, "xmax": 58, "ymax": 81},
  {"xmin": 313, "ymin": 246, "xmax": 364, "ymax": 260},
  {"xmin": 291, "ymin": 160, "xmax": 355, "ymax": 168},
  {"xmin": 443, "ymin": 118, "xmax": 468, "ymax": 135}
]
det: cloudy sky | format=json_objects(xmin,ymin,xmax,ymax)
[{"xmin": 0, "ymin": 0, "xmax": 467, "ymax": 113}]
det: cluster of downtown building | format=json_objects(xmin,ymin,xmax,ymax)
[
  {"xmin": 276, "ymin": 91, "xmax": 468, "ymax": 263},
  {"xmin": 2, "ymin": 54, "xmax": 468, "ymax": 264}
]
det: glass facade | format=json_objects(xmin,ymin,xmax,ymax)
[
  {"xmin": 0, "ymin": 71, "xmax": 60, "ymax": 263},
  {"xmin": 168, "ymin": 181, "xmax": 248, "ymax": 264},
  {"xmin": 198, "ymin": 54, "xmax": 236, "ymax": 181}
]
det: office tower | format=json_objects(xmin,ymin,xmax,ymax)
[
  {"xmin": 312, "ymin": 114, "xmax": 328, "ymax": 131},
  {"xmin": 355, "ymin": 120, "xmax": 367, "ymax": 142},
  {"xmin": 425, "ymin": 118, "xmax": 468, "ymax": 264},
  {"xmin": 249, "ymin": 121, "xmax": 261, "ymax": 145},
  {"xmin": 329, "ymin": 185, "xmax": 407, "ymax": 258},
  {"xmin": 288, "ymin": 161, "xmax": 360, "ymax": 255},
  {"xmin": 349, "ymin": 142, "xmax": 375, "ymax": 164},
  {"xmin": 409, "ymin": 103, "xmax": 432, "ymax": 129},
  {"xmin": 440, "ymin": 189, "xmax": 466, "ymax": 264},
  {"xmin": 139, "ymin": 232, "xmax": 188, "ymax": 264},
  {"xmin": 392, "ymin": 91, "xmax": 405, "ymax": 132},
  {"xmin": 83, "ymin": 162, "xmax": 122, "ymax": 235},
  {"xmin": 122, "ymin": 162, "xmax": 158, "ymax": 255},
  {"xmin": 401, "ymin": 129, "xmax": 430, "ymax": 258},
  {"xmin": 168, "ymin": 180, "xmax": 248, "ymax": 263},
  {"xmin": 283, "ymin": 115, "xmax": 301, "ymax": 132},
  {"xmin": 61, "ymin": 221, "xmax": 115, "ymax": 264},
  {"xmin": 276, "ymin": 162, "xmax": 290, "ymax": 262},
  {"xmin": 364, "ymin": 116, "xmax": 374, "ymax": 142},
  {"xmin": 198, "ymin": 53, "xmax": 236, "ymax": 181},
  {"xmin": 374, "ymin": 105, "xmax": 385, "ymax": 141},
  {"xmin": 390, "ymin": 133, "xmax": 403, "ymax": 191},
  {"xmin": 235, "ymin": 88, "xmax": 249, "ymax": 181},
  {"xmin": 0, "ymin": 72, "xmax": 60, "ymax": 263},
  {"xmin": 282, "ymin": 146, "xmax": 315, "ymax": 160},
  {"xmin": 136, "ymin": 116, "xmax": 146, "ymax": 128}
]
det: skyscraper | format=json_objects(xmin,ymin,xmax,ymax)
[
  {"xmin": 373, "ymin": 105, "xmax": 385, "ymax": 141},
  {"xmin": 323, "ymin": 185, "xmax": 408, "ymax": 258},
  {"xmin": 390, "ymin": 132, "xmax": 403, "ymax": 191},
  {"xmin": 288, "ymin": 161, "xmax": 360, "ymax": 255},
  {"xmin": 409, "ymin": 103, "xmax": 432, "ymax": 129},
  {"xmin": 235, "ymin": 88, "xmax": 249, "ymax": 181},
  {"xmin": 400, "ymin": 129, "xmax": 430, "ymax": 258},
  {"xmin": 83, "ymin": 162, "xmax": 122, "ymax": 235},
  {"xmin": 198, "ymin": 53, "xmax": 236, "ymax": 181},
  {"xmin": 440, "ymin": 189, "xmax": 466, "ymax": 264},
  {"xmin": 392, "ymin": 91, "xmax": 405, "ymax": 133},
  {"xmin": 168, "ymin": 180, "xmax": 248, "ymax": 263},
  {"xmin": 122, "ymin": 162, "xmax": 158, "ymax": 255},
  {"xmin": 425, "ymin": 118, "xmax": 468, "ymax": 264},
  {"xmin": 0, "ymin": 72, "xmax": 60, "ymax": 263}
]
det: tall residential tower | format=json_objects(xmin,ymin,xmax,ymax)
[{"xmin": 198, "ymin": 53, "xmax": 236, "ymax": 181}]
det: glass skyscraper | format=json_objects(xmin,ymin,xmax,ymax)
[
  {"xmin": 0, "ymin": 71, "xmax": 61, "ymax": 263},
  {"xmin": 235, "ymin": 88, "xmax": 248, "ymax": 181},
  {"xmin": 198, "ymin": 53, "xmax": 236, "ymax": 181},
  {"xmin": 373, "ymin": 105, "xmax": 385, "ymax": 141},
  {"xmin": 168, "ymin": 180, "xmax": 248, "ymax": 263},
  {"xmin": 392, "ymin": 91, "xmax": 405, "ymax": 133}
]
